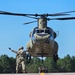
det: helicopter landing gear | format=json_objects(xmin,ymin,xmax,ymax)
[
  {"xmin": 53, "ymin": 54, "xmax": 58, "ymax": 62},
  {"xmin": 26, "ymin": 54, "xmax": 31, "ymax": 63}
]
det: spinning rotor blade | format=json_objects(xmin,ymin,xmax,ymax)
[
  {"xmin": 50, "ymin": 17, "xmax": 75, "ymax": 20},
  {"xmin": 48, "ymin": 10, "xmax": 75, "ymax": 16},
  {"xmin": 0, "ymin": 11, "xmax": 27, "ymax": 16},
  {"xmin": 24, "ymin": 21, "xmax": 37, "ymax": 24},
  {"xmin": 0, "ymin": 11, "xmax": 38, "ymax": 19},
  {"xmin": 47, "ymin": 13, "xmax": 69, "ymax": 16},
  {"xmin": 53, "ymin": 10, "xmax": 75, "ymax": 14},
  {"xmin": 0, "ymin": 10, "xmax": 75, "ymax": 20},
  {"xmin": 39, "ymin": 10, "xmax": 75, "ymax": 16},
  {"xmin": 0, "ymin": 11, "xmax": 38, "ymax": 16},
  {"xmin": 0, "ymin": 10, "xmax": 70, "ymax": 17}
]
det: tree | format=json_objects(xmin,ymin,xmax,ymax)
[
  {"xmin": 0, "ymin": 55, "xmax": 11, "ymax": 73},
  {"xmin": 10, "ymin": 57, "xmax": 16, "ymax": 73},
  {"xmin": 26, "ymin": 57, "xmax": 41, "ymax": 73},
  {"xmin": 0, "ymin": 54, "xmax": 75, "ymax": 73},
  {"xmin": 57, "ymin": 54, "xmax": 72, "ymax": 72},
  {"xmin": 0, "ymin": 54, "xmax": 16, "ymax": 73},
  {"xmin": 71, "ymin": 56, "xmax": 75, "ymax": 72},
  {"xmin": 44, "ymin": 57, "xmax": 58, "ymax": 72}
]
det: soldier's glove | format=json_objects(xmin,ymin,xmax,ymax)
[{"xmin": 9, "ymin": 47, "xmax": 11, "ymax": 50}]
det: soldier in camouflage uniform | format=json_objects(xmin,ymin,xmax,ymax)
[{"xmin": 9, "ymin": 46, "xmax": 26, "ymax": 73}]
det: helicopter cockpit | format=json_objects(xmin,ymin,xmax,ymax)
[{"xmin": 30, "ymin": 27, "xmax": 54, "ymax": 42}]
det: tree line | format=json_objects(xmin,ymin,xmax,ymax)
[{"xmin": 0, "ymin": 54, "xmax": 75, "ymax": 73}]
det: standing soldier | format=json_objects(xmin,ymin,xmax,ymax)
[{"xmin": 9, "ymin": 46, "xmax": 26, "ymax": 73}]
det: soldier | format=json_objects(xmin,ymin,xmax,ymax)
[{"xmin": 9, "ymin": 46, "xmax": 26, "ymax": 73}]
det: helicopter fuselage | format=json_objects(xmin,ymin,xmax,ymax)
[{"xmin": 26, "ymin": 27, "xmax": 58, "ymax": 57}]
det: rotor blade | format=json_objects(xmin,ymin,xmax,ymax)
[
  {"xmin": 0, "ymin": 11, "xmax": 39, "ymax": 19},
  {"xmin": 50, "ymin": 17, "xmax": 75, "ymax": 20},
  {"xmin": 48, "ymin": 10, "xmax": 75, "ymax": 16},
  {"xmin": 24, "ymin": 21, "xmax": 37, "ymax": 24},
  {"xmin": 0, "ymin": 11, "xmax": 37, "ymax": 16},
  {"xmin": 0, "ymin": 11, "xmax": 27, "ymax": 16},
  {"xmin": 1, "ymin": 10, "xmax": 75, "ymax": 18},
  {"xmin": 24, "ymin": 15, "xmax": 38, "ymax": 19},
  {"xmin": 47, "ymin": 13, "xmax": 70, "ymax": 16},
  {"xmin": 0, "ymin": 10, "xmax": 70, "ymax": 17}
]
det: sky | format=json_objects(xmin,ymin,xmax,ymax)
[{"xmin": 0, "ymin": 0, "xmax": 75, "ymax": 58}]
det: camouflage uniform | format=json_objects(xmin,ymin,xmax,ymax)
[{"xmin": 9, "ymin": 47, "xmax": 26, "ymax": 73}]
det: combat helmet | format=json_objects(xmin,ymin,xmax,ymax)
[{"xmin": 18, "ymin": 46, "xmax": 24, "ymax": 50}]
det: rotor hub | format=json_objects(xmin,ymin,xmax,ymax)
[{"xmin": 38, "ymin": 17, "xmax": 47, "ymax": 29}]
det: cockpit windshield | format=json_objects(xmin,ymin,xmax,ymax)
[
  {"xmin": 34, "ymin": 29, "xmax": 50, "ymax": 34},
  {"xmin": 35, "ymin": 29, "xmax": 44, "ymax": 33},
  {"xmin": 45, "ymin": 30, "xmax": 50, "ymax": 34},
  {"xmin": 31, "ymin": 27, "xmax": 54, "ymax": 40}
]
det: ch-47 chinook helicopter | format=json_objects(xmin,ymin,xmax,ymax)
[{"xmin": 0, "ymin": 10, "xmax": 75, "ymax": 62}]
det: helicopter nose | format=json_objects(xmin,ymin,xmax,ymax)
[{"xmin": 34, "ymin": 33, "xmax": 50, "ymax": 40}]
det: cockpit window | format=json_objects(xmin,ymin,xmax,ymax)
[
  {"xmin": 36, "ymin": 30, "xmax": 39, "ymax": 33},
  {"xmin": 34, "ymin": 29, "xmax": 50, "ymax": 34},
  {"xmin": 31, "ymin": 27, "xmax": 54, "ymax": 41},
  {"xmin": 40, "ymin": 30, "xmax": 44, "ymax": 33},
  {"xmin": 35, "ymin": 29, "xmax": 44, "ymax": 33},
  {"xmin": 45, "ymin": 30, "xmax": 50, "ymax": 34}
]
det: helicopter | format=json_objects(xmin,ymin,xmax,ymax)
[
  {"xmin": 0, "ymin": 10, "xmax": 75, "ymax": 62},
  {"xmin": 26, "ymin": 15, "xmax": 58, "ymax": 62}
]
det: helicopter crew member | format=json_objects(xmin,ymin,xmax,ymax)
[{"xmin": 9, "ymin": 46, "xmax": 26, "ymax": 73}]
